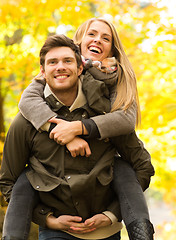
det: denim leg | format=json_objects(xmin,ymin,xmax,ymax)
[
  {"xmin": 39, "ymin": 227, "xmax": 121, "ymax": 240},
  {"xmin": 2, "ymin": 169, "xmax": 39, "ymax": 240},
  {"xmin": 113, "ymin": 157, "xmax": 150, "ymax": 226}
]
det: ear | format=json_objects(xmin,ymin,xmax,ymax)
[
  {"xmin": 40, "ymin": 65, "xmax": 46, "ymax": 77},
  {"xmin": 78, "ymin": 64, "xmax": 83, "ymax": 77}
]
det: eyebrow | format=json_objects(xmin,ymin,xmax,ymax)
[
  {"xmin": 46, "ymin": 56, "xmax": 75, "ymax": 63},
  {"xmin": 46, "ymin": 58, "xmax": 57, "ymax": 62},
  {"xmin": 88, "ymin": 29, "xmax": 112, "ymax": 38},
  {"xmin": 64, "ymin": 57, "xmax": 75, "ymax": 60}
]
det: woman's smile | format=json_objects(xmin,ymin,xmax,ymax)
[
  {"xmin": 81, "ymin": 20, "xmax": 112, "ymax": 62},
  {"xmin": 88, "ymin": 45, "xmax": 102, "ymax": 54}
]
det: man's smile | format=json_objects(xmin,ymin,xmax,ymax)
[{"xmin": 54, "ymin": 74, "xmax": 68, "ymax": 80}]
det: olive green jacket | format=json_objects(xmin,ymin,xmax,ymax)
[
  {"xmin": 0, "ymin": 79, "xmax": 154, "ymax": 227},
  {"xmin": 0, "ymin": 82, "xmax": 120, "ymax": 227}
]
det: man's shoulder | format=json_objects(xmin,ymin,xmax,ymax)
[
  {"xmin": 4, "ymin": 112, "xmax": 37, "ymax": 151},
  {"xmin": 9, "ymin": 112, "xmax": 34, "ymax": 132}
]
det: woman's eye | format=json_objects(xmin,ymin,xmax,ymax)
[
  {"xmin": 88, "ymin": 32, "xmax": 94, "ymax": 36},
  {"xmin": 104, "ymin": 37, "xmax": 110, "ymax": 42}
]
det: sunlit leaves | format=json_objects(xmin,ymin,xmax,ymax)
[{"xmin": 0, "ymin": 0, "xmax": 176, "ymax": 217}]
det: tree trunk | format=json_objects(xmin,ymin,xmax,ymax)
[{"xmin": 0, "ymin": 78, "xmax": 5, "ymax": 142}]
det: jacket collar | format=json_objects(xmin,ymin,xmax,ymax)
[{"xmin": 44, "ymin": 79, "xmax": 87, "ymax": 112}]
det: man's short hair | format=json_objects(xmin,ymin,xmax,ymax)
[{"xmin": 40, "ymin": 34, "xmax": 82, "ymax": 68}]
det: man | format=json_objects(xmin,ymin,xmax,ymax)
[
  {"xmin": 0, "ymin": 35, "xmax": 123, "ymax": 240},
  {"xmin": 0, "ymin": 34, "xmax": 155, "ymax": 240}
]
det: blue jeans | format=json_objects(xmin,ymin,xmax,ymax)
[
  {"xmin": 2, "ymin": 169, "xmax": 39, "ymax": 240},
  {"xmin": 113, "ymin": 157, "xmax": 150, "ymax": 226},
  {"xmin": 39, "ymin": 227, "xmax": 121, "ymax": 240}
]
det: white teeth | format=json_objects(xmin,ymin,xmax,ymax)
[
  {"xmin": 89, "ymin": 46, "xmax": 101, "ymax": 53},
  {"xmin": 55, "ymin": 75, "xmax": 67, "ymax": 79}
]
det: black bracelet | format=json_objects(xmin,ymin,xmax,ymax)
[{"xmin": 81, "ymin": 121, "xmax": 84, "ymax": 135}]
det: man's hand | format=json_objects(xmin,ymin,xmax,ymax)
[
  {"xmin": 66, "ymin": 137, "xmax": 91, "ymax": 157},
  {"xmin": 69, "ymin": 214, "xmax": 112, "ymax": 233},
  {"xmin": 84, "ymin": 213, "xmax": 112, "ymax": 229},
  {"xmin": 48, "ymin": 118, "xmax": 83, "ymax": 145},
  {"xmin": 46, "ymin": 215, "xmax": 82, "ymax": 231},
  {"xmin": 46, "ymin": 215, "xmax": 96, "ymax": 233}
]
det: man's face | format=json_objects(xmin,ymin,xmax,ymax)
[{"xmin": 41, "ymin": 47, "xmax": 83, "ymax": 96}]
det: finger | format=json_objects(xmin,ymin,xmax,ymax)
[
  {"xmin": 48, "ymin": 118, "xmax": 61, "ymax": 124},
  {"xmin": 69, "ymin": 223, "xmax": 86, "ymax": 230},
  {"xmin": 79, "ymin": 148, "xmax": 85, "ymax": 156},
  {"xmin": 54, "ymin": 137, "xmax": 65, "ymax": 146},
  {"xmin": 54, "ymin": 137, "xmax": 61, "ymax": 143},
  {"xmin": 53, "ymin": 135, "xmax": 62, "ymax": 144},
  {"xmin": 85, "ymin": 146, "xmax": 91, "ymax": 157},
  {"xmin": 57, "ymin": 140, "xmax": 62, "ymax": 145},
  {"xmin": 75, "ymin": 150, "xmax": 81, "ymax": 156},
  {"xmin": 60, "ymin": 140, "xmax": 65, "ymax": 145},
  {"xmin": 84, "ymin": 217, "xmax": 95, "ymax": 226},
  {"xmin": 69, "ymin": 226, "xmax": 93, "ymax": 231},
  {"xmin": 70, "ymin": 151, "xmax": 77, "ymax": 157},
  {"xmin": 49, "ymin": 131, "xmax": 54, "ymax": 139},
  {"xmin": 84, "ymin": 221, "xmax": 95, "ymax": 227},
  {"xmin": 68, "ymin": 216, "xmax": 82, "ymax": 222}
]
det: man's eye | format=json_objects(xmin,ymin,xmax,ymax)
[{"xmin": 49, "ymin": 61, "xmax": 56, "ymax": 65}]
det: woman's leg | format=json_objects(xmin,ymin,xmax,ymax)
[
  {"xmin": 113, "ymin": 157, "xmax": 154, "ymax": 240},
  {"xmin": 2, "ymin": 169, "xmax": 39, "ymax": 240}
]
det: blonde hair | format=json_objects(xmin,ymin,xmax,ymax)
[{"xmin": 73, "ymin": 17, "xmax": 141, "ymax": 126}]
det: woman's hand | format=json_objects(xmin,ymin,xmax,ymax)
[
  {"xmin": 48, "ymin": 118, "xmax": 86, "ymax": 145},
  {"xmin": 66, "ymin": 137, "xmax": 91, "ymax": 157}
]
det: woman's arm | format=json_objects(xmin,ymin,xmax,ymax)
[
  {"xmin": 18, "ymin": 79, "xmax": 56, "ymax": 130},
  {"xmin": 48, "ymin": 103, "xmax": 136, "ymax": 145},
  {"xmin": 90, "ymin": 102, "xmax": 137, "ymax": 140},
  {"xmin": 19, "ymin": 74, "xmax": 136, "ymax": 140}
]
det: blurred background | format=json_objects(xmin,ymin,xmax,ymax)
[{"xmin": 0, "ymin": 0, "xmax": 176, "ymax": 239}]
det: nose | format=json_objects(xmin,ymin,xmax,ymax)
[
  {"xmin": 56, "ymin": 61, "xmax": 66, "ymax": 71},
  {"xmin": 93, "ymin": 35, "xmax": 101, "ymax": 43}
]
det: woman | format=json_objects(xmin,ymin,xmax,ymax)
[{"xmin": 3, "ymin": 18, "xmax": 154, "ymax": 240}]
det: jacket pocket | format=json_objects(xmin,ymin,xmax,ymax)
[{"xmin": 27, "ymin": 156, "xmax": 63, "ymax": 192}]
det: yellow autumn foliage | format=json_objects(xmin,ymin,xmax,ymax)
[{"xmin": 0, "ymin": 0, "xmax": 176, "ymax": 238}]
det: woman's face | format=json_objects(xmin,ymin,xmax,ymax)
[{"xmin": 81, "ymin": 20, "xmax": 113, "ymax": 61}]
